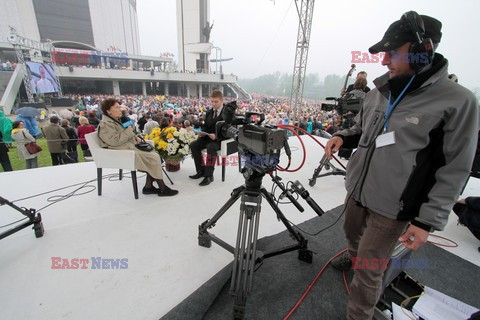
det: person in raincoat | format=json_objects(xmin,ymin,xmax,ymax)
[{"xmin": 0, "ymin": 109, "xmax": 13, "ymax": 145}]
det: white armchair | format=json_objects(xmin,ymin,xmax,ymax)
[
  {"xmin": 202, "ymin": 138, "xmax": 239, "ymax": 181},
  {"xmin": 84, "ymin": 132, "xmax": 140, "ymax": 199}
]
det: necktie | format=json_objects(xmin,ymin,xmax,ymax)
[{"xmin": 213, "ymin": 110, "xmax": 217, "ymax": 118}]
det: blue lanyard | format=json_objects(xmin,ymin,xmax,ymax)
[{"xmin": 384, "ymin": 75, "xmax": 416, "ymax": 132}]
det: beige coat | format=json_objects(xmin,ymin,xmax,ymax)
[
  {"xmin": 42, "ymin": 123, "xmax": 68, "ymax": 153},
  {"xmin": 11, "ymin": 129, "xmax": 39, "ymax": 160},
  {"xmin": 98, "ymin": 115, "xmax": 163, "ymax": 179}
]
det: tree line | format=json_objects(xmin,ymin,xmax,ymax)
[
  {"xmin": 238, "ymin": 72, "xmax": 349, "ymax": 100},
  {"xmin": 239, "ymin": 72, "xmax": 480, "ymax": 102}
]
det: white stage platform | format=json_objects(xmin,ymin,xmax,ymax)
[{"xmin": 0, "ymin": 137, "xmax": 478, "ymax": 320}]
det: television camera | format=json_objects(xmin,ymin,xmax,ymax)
[
  {"xmin": 198, "ymin": 101, "xmax": 325, "ymax": 319},
  {"xmin": 321, "ymin": 95, "xmax": 363, "ymax": 130},
  {"xmin": 215, "ymin": 101, "xmax": 291, "ymax": 176}
]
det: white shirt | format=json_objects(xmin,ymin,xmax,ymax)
[{"xmin": 36, "ymin": 78, "xmax": 55, "ymax": 93}]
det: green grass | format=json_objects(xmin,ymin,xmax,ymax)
[{"xmin": 1, "ymin": 138, "xmax": 87, "ymax": 172}]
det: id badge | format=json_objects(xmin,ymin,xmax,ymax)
[{"xmin": 376, "ymin": 131, "xmax": 395, "ymax": 148}]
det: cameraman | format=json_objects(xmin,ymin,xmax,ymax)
[
  {"xmin": 342, "ymin": 71, "xmax": 371, "ymax": 94},
  {"xmin": 325, "ymin": 12, "xmax": 479, "ymax": 320},
  {"xmin": 189, "ymin": 90, "xmax": 225, "ymax": 186},
  {"xmin": 347, "ymin": 77, "xmax": 368, "ymax": 100}
]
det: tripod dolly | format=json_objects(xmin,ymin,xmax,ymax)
[
  {"xmin": 0, "ymin": 196, "xmax": 44, "ymax": 240},
  {"xmin": 309, "ymin": 153, "xmax": 346, "ymax": 187}
]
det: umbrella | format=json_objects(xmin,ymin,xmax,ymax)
[
  {"xmin": 15, "ymin": 107, "xmax": 41, "ymax": 117},
  {"xmin": 58, "ymin": 109, "xmax": 74, "ymax": 120}
]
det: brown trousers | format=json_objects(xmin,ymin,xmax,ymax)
[{"xmin": 343, "ymin": 197, "xmax": 409, "ymax": 320}]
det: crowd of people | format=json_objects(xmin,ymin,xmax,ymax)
[
  {"xmin": 0, "ymin": 91, "xmax": 348, "ymax": 173},
  {"xmin": 0, "ymin": 60, "xmax": 17, "ymax": 71},
  {"xmin": 61, "ymin": 93, "xmax": 350, "ymax": 135}
]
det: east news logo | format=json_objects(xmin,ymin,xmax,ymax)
[{"xmin": 51, "ymin": 257, "xmax": 128, "ymax": 269}]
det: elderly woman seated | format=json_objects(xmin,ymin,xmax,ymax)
[{"xmin": 98, "ymin": 98, "xmax": 178, "ymax": 196}]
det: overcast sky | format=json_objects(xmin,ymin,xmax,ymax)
[{"xmin": 137, "ymin": 0, "xmax": 480, "ymax": 90}]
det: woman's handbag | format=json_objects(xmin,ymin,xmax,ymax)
[
  {"xmin": 23, "ymin": 131, "xmax": 42, "ymax": 155},
  {"xmin": 135, "ymin": 137, "xmax": 154, "ymax": 152}
]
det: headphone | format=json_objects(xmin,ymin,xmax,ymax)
[{"xmin": 403, "ymin": 11, "xmax": 435, "ymax": 71}]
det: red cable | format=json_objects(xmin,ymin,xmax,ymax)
[
  {"xmin": 284, "ymin": 233, "xmax": 459, "ymax": 318},
  {"xmin": 276, "ymin": 126, "xmax": 306, "ymax": 172},
  {"xmin": 427, "ymin": 234, "xmax": 458, "ymax": 248},
  {"xmin": 279, "ymin": 124, "xmax": 347, "ymax": 170},
  {"xmin": 342, "ymin": 271, "xmax": 351, "ymax": 295},
  {"xmin": 283, "ymin": 248, "xmax": 348, "ymax": 320}
]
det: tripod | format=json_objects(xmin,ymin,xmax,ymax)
[
  {"xmin": 309, "ymin": 153, "xmax": 346, "ymax": 187},
  {"xmin": 198, "ymin": 169, "xmax": 313, "ymax": 320},
  {"xmin": 0, "ymin": 196, "xmax": 44, "ymax": 240}
]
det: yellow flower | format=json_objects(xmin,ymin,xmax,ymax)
[
  {"xmin": 166, "ymin": 133, "xmax": 174, "ymax": 139},
  {"xmin": 158, "ymin": 140, "xmax": 167, "ymax": 150}
]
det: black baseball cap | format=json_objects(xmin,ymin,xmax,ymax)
[{"xmin": 369, "ymin": 13, "xmax": 442, "ymax": 54}]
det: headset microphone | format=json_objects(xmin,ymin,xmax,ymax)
[{"xmin": 403, "ymin": 11, "xmax": 435, "ymax": 71}]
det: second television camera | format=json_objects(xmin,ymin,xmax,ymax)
[{"xmin": 321, "ymin": 95, "xmax": 363, "ymax": 129}]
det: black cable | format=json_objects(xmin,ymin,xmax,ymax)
[
  {"xmin": 0, "ymin": 217, "xmax": 29, "ymax": 229},
  {"xmin": 10, "ymin": 173, "xmax": 117, "ymax": 203},
  {"xmin": 1, "ymin": 172, "xmax": 139, "ymax": 228},
  {"xmin": 277, "ymin": 127, "xmax": 378, "ymax": 237}
]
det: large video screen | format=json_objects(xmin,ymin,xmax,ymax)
[{"xmin": 25, "ymin": 62, "xmax": 59, "ymax": 94}]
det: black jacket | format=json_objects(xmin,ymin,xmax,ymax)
[
  {"xmin": 202, "ymin": 108, "xmax": 223, "ymax": 136},
  {"xmin": 347, "ymin": 84, "xmax": 371, "ymax": 93},
  {"xmin": 453, "ymin": 197, "xmax": 480, "ymax": 240}
]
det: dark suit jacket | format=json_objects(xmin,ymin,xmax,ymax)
[{"xmin": 202, "ymin": 108, "xmax": 224, "ymax": 135}]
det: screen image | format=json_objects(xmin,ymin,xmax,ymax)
[{"xmin": 25, "ymin": 61, "xmax": 59, "ymax": 94}]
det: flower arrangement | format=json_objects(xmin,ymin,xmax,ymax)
[{"xmin": 146, "ymin": 127, "xmax": 197, "ymax": 161}]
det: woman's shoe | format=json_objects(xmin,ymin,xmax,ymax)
[
  {"xmin": 158, "ymin": 186, "xmax": 179, "ymax": 197},
  {"xmin": 142, "ymin": 186, "xmax": 159, "ymax": 195}
]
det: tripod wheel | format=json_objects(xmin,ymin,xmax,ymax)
[
  {"xmin": 198, "ymin": 234, "xmax": 211, "ymax": 248},
  {"xmin": 34, "ymin": 221, "xmax": 44, "ymax": 238},
  {"xmin": 233, "ymin": 304, "xmax": 246, "ymax": 320},
  {"xmin": 298, "ymin": 249, "xmax": 313, "ymax": 263},
  {"xmin": 309, "ymin": 178, "xmax": 316, "ymax": 187}
]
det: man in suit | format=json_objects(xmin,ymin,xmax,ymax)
[{"xmin": 189, "ymin": 90, "xmax": 224, "ymax": 186}]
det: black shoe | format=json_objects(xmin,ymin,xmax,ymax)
[
  {"xmin": 142, "ymin": 186, "xmax": 159, "ymax": 195},
  {"xmin": 158, "ymin": 186, "xmax": 179, "ymax": 197},
  {"xmin": 189, "ymin": 172, "xmax": 204, "ymax": 179},
  {"xmin": 199, "ymin": 176, "xmax": 214, "ymax": 186},
  {"xmin": 331, "ymin": 252, "xmax": 352, "ymax": 271}
]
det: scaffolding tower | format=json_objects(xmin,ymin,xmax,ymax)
[{"xmin": 290, "ymin": 0, "xmax": 315, "ymax": 118}]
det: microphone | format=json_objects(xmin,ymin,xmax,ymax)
[
  {"xmin": 121, "ymin": 120, "xmax": 134, "ymax": 128},
  {"xmin": 279, "ymin": 187, "xmax": 304, "ymax": 213},
  {"xmin": 291, "ymin": 181, "xmax": 324, "ymax": 217},
  {"xmin": 270, "ymin": 174, "xmax": 304, "ymax": 212}
]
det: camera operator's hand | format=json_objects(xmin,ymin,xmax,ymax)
[
  {"xmin": 398, "ymin": 225, "xmax": 429, "ymax": 251},
  {"xmin": 325, "ymin": 136, "xmax": 343, "ymax": 159},
  {"xmin": 208, "ymin": 133, "xmax": 216, "ymax": 140}
]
